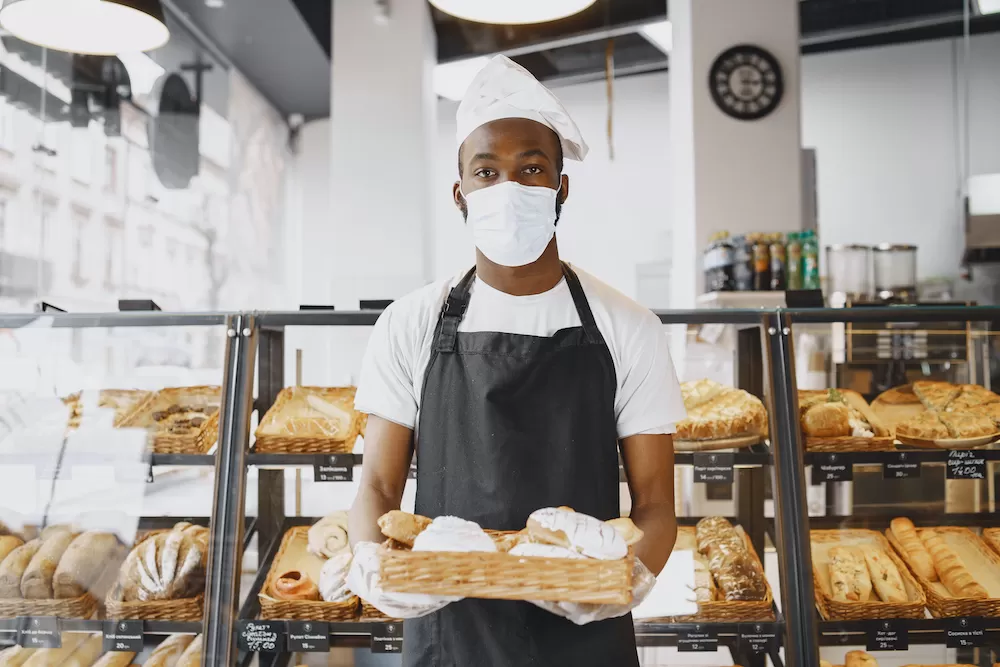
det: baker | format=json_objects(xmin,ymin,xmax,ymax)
[{"xmin": 348, "ymin": 55, "xmax": 685, "ymax": 666}]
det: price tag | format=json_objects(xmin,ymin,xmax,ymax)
[
  {"xmin": 370, "ymin": 622, "xmax": 404, "ymax": 653},
  {"xmin": 677, "ymin": 625, "xmax": 719, "ymax": 652},
  {"xmin": 236, "ymin": 620, "xmax": 284, "ymax": 653},
  {"xmin": 102, "ymin": 620, "xmax": 143, "ymax": 653},
  {"xmin": 945, "ymin": 616, "xmax": 986, "ymax": 648},
  {"xmin": 16, "ymin": 617, "xmax": 60, "ymax": 649},
  {"xmin": 883, "ymin": 452, "xmax": 921, "ymax": 479},
  {"xmin": 739, "ymin": 622, "xmax": 778, "ymax": 655},
  {"xmin": 946, "ymin": 451, "xmax": 986, "ymax": 480},
  {"xmin": 313, "ymin": 454, "xmax": 354, "ymax": 482},
  {"xmin": 865, "ymin": 619, "xmax": 908, "ymax": 651},
  {"xmin": 811, "ymin": 453, "xmax": 853, "ymax": 483},
  {"xmin": 693, "ymin": 453, "xmax": 735, "ymax": 484},
  {"xmin": 286, "ymin": 621, "xmax": 329, "ymax": 652}
]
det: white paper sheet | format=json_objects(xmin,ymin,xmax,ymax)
[{"xmin": 632, "ymin": 548, "xmax": 699, "ymax": 619}]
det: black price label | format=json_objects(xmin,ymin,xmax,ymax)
[
  {"xmin": 866, "ymin": 619, "xmax": 908, "ymax": 651},
  {"xmin": 314, "ymin": 454, "xmax": 354, "ymax": 482},
  {"xmin": 945, "ymin": 617, "xmax": 986, "ymax": 648},
  {"xmin": 811, "ymin": 453, "xmax": 853, "ymax": 483},
  {"xmin": 236, "ymin": 620, "xmax": 284, "ymax": 653},
  {"xmin": 371, "ymin": 622, "xmax": 404, "ymax": 653},
  {"xmin": 286, "ymin": 621, "xmax": 329, "ymax": 652},
  {"xmin": 946, "ymin": 450, "xmax": 986, "ymax": 480},
  {"xmin": 693, "ymin": 453, "xmax": 735, "ymax": 484},
  {"xmin": 16, "ymin": 616, "xmax": 60, "ymax": 649},
  {"xmin": 883, "ymin": 452, "xmax": 921, "ymax": 479},
  {"xmin": 739, "ymin": 622, "xmax": 777, "ymax": 655},
  {"xmin": 102, "ymin": 620, "xmax": 143, "ymax": 653},
  {"xmin": 677, "ymin": 625, "xmax": 719, "ymax": 652}
]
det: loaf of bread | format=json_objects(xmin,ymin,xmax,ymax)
[
  {"xmin": 0, "ymin": 539, "xmax": 41, "ymax": 598},
  {"xmin": 920, "ymin": 530, "xmax": 988, "ymax": 598},
  {"xmin": 0, "ymin": 645, "xmax": 36, "ymax": 666},
  {"xmin": 172, "ymin": 523, "xmax": 209, "ymax": 560},
  {"xmin": 175, "ymin": 634, "xmax": 202, "ymax": 667},
  {"xmin": 0, "ymin": 536, "xmax": 24, "ymax": 565},
  {"xmin": 54, "ymin": 531, "xmax": 122, "ymax": 599},
  {"xmin": 692, "ymin": 555, "xmax": 717, "ymax": 602},
  {"xmin": 695, "ymin": 517, "xmax": 766, "ymax": 601},
  {"xmin": 90, "ymin": 652, "xmax": 136, "ymax": 667},
  {"xmin": 116, "ymin": 529, "xmax": 205, "ymax": 602},
  {"xmin": 21, "ymin": 633, "xmax": 87, "ymax": 666},
  {"xmin": 21, "ymin": 528, "xmax": 75, "ymax": 599},
  {"xmin": 845, "ymin": 651, "xmax": 879, "ymax": 667},
  {"xmin": 828, "ymin": 546, "xmax": 872, "ymax": 602},
  {"xmin": 61, "ymin": 634, "xmax": 103, "ymax": 667},
  {"xmin": 860, "ymin": 545, "xmax": 906, "ymax": 603},
  {"xmin": 890, "ymin": 517, "xmax": 937, "ymax": 582},
  {"xmin": 144, "ymin": 634, "xmax": 194, "ymax": 667}
]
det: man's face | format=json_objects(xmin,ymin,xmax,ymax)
[{"xmin": 454, "ymin": 118, "xmax": 568, "ymax": 222}]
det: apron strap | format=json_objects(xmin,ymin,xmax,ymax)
[
  {"xmin": 435, "ymin": 266, "xmax": 477, "ymax": 352},
  {"xmin": 561, "ymin": 262, "xmax": 603, "ymax": 345}
]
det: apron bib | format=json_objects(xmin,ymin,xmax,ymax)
[{"xmin": 403, "ymin": 263, "xmax": 639, "ymax": 667}]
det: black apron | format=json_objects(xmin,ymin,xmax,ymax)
[{"xmin": 404, "ymin": 263, "xmax": 639, "ymax": 667}]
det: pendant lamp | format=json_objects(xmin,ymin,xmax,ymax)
[
  {"xmin": 0, "ymin": 0, "xmax": 169, "ymax": 55},
  {"xmin": 428, "ymin": 0, "xmax": 597, "ymax": 25}
]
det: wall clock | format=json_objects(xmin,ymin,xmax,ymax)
[{"xmin": 709, "ymin": 45, "xmax": 783, "ymax": 121}]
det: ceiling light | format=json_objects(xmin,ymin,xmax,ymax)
[
  {"xmin": 0, "ymin": 0, "xmax": 170, "ymax": 55},
  {"xmin": 978, "ymin": 0, "xmax": 1000, "ymax": 13},
  {"xmin": 641, "ymin": 20, "xmax": 672, "ymax": 54},
  {"xmin": 434, "ymin": 56, "xmax": 489, "ymax": 101},
  {"xmin": 429, "ymin": 0, "xmax": 597, "ymax": 25}
]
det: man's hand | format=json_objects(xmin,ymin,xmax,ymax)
[
  {"xmin": 347, "ymin": 542, "xmax": 459, "ymax": 619},
  {"xmin": 620, "ymin": 433, "xmax": 677, "ymax": 574},
  {"xmin": 529, "ymin": 557, "xmax": 656, "ymax": 625}
]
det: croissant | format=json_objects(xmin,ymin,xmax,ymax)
[{"xmin": 271, "ymin": 570, "xmax": 320, "ymax": 601}]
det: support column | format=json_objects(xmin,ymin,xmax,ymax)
[{"xmin": 669, "ymin": 0, "xmax": 804, "ymax": 308}]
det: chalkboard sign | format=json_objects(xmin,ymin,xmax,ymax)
[{"xmin": 237, "ymin": 620, "xmax": 284, "ymax": 653}]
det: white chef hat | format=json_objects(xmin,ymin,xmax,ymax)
[{"xmin": 456, "ymin": 55, "xmax": 588, "ymax": 162}]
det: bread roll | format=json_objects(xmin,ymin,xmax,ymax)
[
  {"xmin": 846, "ymin": 651, "xmax": 879, "ymax": 667},
  {"xmin": 377, "ymin": 511, "xmax": 432, "ymax": 547},
  {"xmin": 0, "ymin": 539, "xmax": 41, "ymax": 598},
  {"xmin": 21, "ymin": 529, "xmax": 75, "ymax": 599},
  {"xmin": 527, "ymin": 508, "xmax": 627, "ymax": 560},
  {"xmin": 920, "ymin": 530, "xmax": 988, "ymax": 598},
  {"xmin": 819, "ymin": 661, "xmax": 832, "ymax": 667},
  {"xmin": 828, "ymin": 546, "xmax": 872, "ymax": 602},
  {"xmin": 145, "ymin": 634, "xmax": 194, "ymax": 667},
  {"xmin": 0, "ymin": 645, "xmax": 36, "ymax": 666},
  {"xmin": 54, "ymin": 531, "xmax": 121, "ymax": 599},
  {"xmin": 271, "ymin": 570, "xmax": 320, "ymax": 601},
  {"xmin": 175, "ymin": 634, "xmax": 202, "ymax": 667},
  {"xmin": 890, "ymin": 517, "xmax": 937, "ymax": 582},
  {"xmin": 62, "ymin": 634, "xmax": 103, "ymax": 667},
  {"xmin": 860, "ymin": 545, "xmax": 906, "ymax": 603},
  {"xmin": 90, "ymin": 652, "xmax": 136, "ymax": 667},
  {"xmin": 695, "ymin": 517, "xmax": 766, "ymax": 601},
  {"xmin": 606, "ymin": 518, "xmax": 644, "ymax": 546},
  {"xmin": 0, "ymin": 536, "xmax": 24, "ymax": 565},
  {"xmin": 22, "ymin": 633, "xmax": 87, "ymax": 666}
]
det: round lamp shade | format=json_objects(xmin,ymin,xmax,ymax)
[
  {"xmin": 0, "ymin": 0, "xmax": 169, "ymax": 55},
  {"xmin": 429, "ymin": 0, "xmax": 597, "ymax": 25}
]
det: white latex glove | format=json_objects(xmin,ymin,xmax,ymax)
[
  {"xmin": 529, "ymin": 558, "xmax": 657, "ymax": 626},
  {"xmin": 346, "ymin": 542, "xmax": 460, "ymax": 619}
]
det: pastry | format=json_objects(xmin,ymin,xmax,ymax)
[
  {"xmin": 890, "ymin": 517, "xmax": 937, "ymax": 582},
  {"xmin": 913, "ymin": 381, "xmax": 962, "ymax": 412},
  {"xmin": 90, "ymin": 652, "xmax": 136, "ymax": 667},
  {"xmin": 413, "ymin": 516, "xmax": 497, "ymax": 553},
  {"xmin": 492, "ymin": 531, "xmax": 527, "ymax": 553},
  {"xmin": 175, "ymin": 634, "xmax": 202, "ymax": 667},
  {"xmin": 964, "ymin": 401, "xmax": 1000, "ymax": 426},
  {"xmin": 257, "ymin": 386, "xmax": 358, "ymax": 439},
  {"xmin": 681, "ymin": 379, "xmax": 729, "ymax": 408},
  {"xmin": 677, "ymin": 381, "xmax": 767, "ymax": 441},
  {"xmin": 846, "ymin": 651, "xmax": 879, "ymax": 667},
  {"xmin": 0, "ymin": 535, "xmax": 24, "ymax": 564},
  {"xmin": 377, "ymin": 511, "xmax": 433, "ymax": 547},
  {"xmin": 896, "ymin": 412, "xmax": 949, "ymax": 440},
  {"xmin": 0, "ymin": 645, "xmax": 36, "ymax": 666},
  {"xmin": 144, "ymin": 634, "xmax": 194, "ymax": 667},
  {"xmin": 802, "ymin": 401, "xmax": 854, "ymax": 437},
  {"xmin": 116, "ymin": 529, "xmax": 205, "ymax": 602},
  {"xmin": 22, "ymin": 528, "xmax": 76, "ymax": 598},
  {"xmin": 0, "ymin": 539, "xmax": 41, "ymax": 598},
  {"xmin": 920, "ymin": 530, "xmax": 988, "ymax": 598},
  {"xmin": 123, "ymin": 387, "xmax": 221, "ymax": 436},
  {"xmin": 174, "ymin": 523, "xmax": 209, "ymax": 557},
  {"xmin": 606, "ymin": 518, "xmax": 644, "ymax": 545},
  {"xmin": 509, "ymin": 543, "xmax": 584, "ymax": 559},
  {"xmin": 527, "ymin": 508, "xmax": 627, "ymax": 560},
  {"xmin": 938, "ymin": 411, "xmax": 997, "ymax": 439},
  {"xmin": 859, "ymin": 545, "xmax": 906, "ymax": 603},
  {"xmin": 271, "ymin": 570, "xmax": 320, "ymax": 601},
  {"xmin": 800, "ymin": 389, "xmax": 888, "ymax": 439},
  {"xmin": 62, "ymin": 634, "xmax": 103, "ymax": 667},
  {"xmin": 54, "ymin": 531, "xmax": 121, "ymax": 599},
  {"xmin": 947, "ymin": 384, "xmax": 1000, "ymax": 411},
  {"xmin": 319, "ymin": 550, "xmax": 355, "ymax": 602},
  {"xmin": 308, "ymin": 511, "xmax": 350, "ymax": 559},
  {"xmin": 828, "ymin": 546, "xmax": 872, "ymax": 602},
  {"xmin": 695, "ymin": 517, "xmax": 766, "ymax": 601},
  {"xmin": 820, "ymin": 661, "xmax": 833, "ymax": 667},
  {"xmin": 21, "ymin": 633, "xmax": 86, "ymax": 667}
]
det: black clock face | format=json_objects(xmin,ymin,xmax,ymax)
[{"xmin": 709, "ymin": 45, "xmax": 783, "ymax": 121}]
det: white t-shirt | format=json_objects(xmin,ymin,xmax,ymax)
[{"xmin": 355, "ymin": 266, "xmax": 687, "ymax": 439}]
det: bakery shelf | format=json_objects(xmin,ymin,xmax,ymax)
[
  {"xmin": 804, "ymin": 447, "xmax": 1000, "ymax": 465},
  {"xmin": 818, "ymin": 617, "xmax": 1000, "ymax": 649}
]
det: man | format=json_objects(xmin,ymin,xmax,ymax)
[{"xmin": 348, "ymin": 55, "xmax": 686, "ymax": 666}]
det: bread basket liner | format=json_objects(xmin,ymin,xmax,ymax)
[
  {"xmin": 811, "ymin": 529, "xmax": 926, "ymax": 621},
  {"xmin": 648, "ymin": 527, "xmax": 774, "ymax": 623},
  {"xmin": 105, "ymin": 529, "xmax": 205, "ymax": 622},
  {"xmin": 255, "ymin": 387, "xmax": 361, "ymax": 454},
  {"xmin": 118, "ymin": 386, "xmax": 221, "ymax": 455},
  {"xmin": 886, "ymin": 525, "xmax": 1000, "ymax": 618},
  {"xmin": 258, "ymin": 526, "xmax": 359, "ymax": 622}
]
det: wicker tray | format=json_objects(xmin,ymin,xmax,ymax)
[
  {"xmin": 811, "ymin": 529, "xmax": 926, "ymax": 621},
  {"xmin": 255, "ymin": 387, "xmax": 361, "ymax": 454},
  {"xmin": 258, "ymin": 526, "xmax": 359, "ymax": 621},
  {"xmin": 674, "ymin": 434, "xmax": 762, "ymax": 452},
  {"xmin": 119, "ymin": 386, "xmax": 221, "ymax": 454},
  {"xmin": 887, "ymin": 526, "xmax": 1000, "ymax": 618},
  {"xmin": 0, "ymin": 593, "xmax": 98, "ymax": 620}
]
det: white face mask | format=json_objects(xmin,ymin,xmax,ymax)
[{"xmin": 462, "ymin": 181, "xmax": 559, "ymax": 267}]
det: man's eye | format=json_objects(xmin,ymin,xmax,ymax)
[
  {"xmin": 475, "ymin": 169, "xmax": 495, "ymax": 178},
  {"xmin": 523, "ymin": 166, "xmax": 543, "ymax": 175}
]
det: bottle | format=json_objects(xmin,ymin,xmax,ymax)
[
  {"xmin": 732, "ymin": 235, "xmax": 754, "ymax": 291},
  {"xmin": 703, "ymin": 231, "xmax": 735, "ymax": 292},
  {"xmin": 770, "ymin": 233, "xmax": 787, "ymax": 291},
  {"xmin": 752, "ymin": 234, "xmax": 771, "ymax": 291},
  {"xmin": 786, "ymin": 232, "xmax": 802, "ymax": 290},
  {"xmin": 801, "ymin": 230, "xmax": 820, "ymax": 290}
]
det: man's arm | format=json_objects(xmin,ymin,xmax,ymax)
[
  {"xmin": 348, "ymin": 415, "xmax": 414, "ymax": 546},
  {"xmin": 620, "ymin": 432, "xmax": 677, "ymax": 575}
]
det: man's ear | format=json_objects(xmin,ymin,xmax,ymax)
[
  {"xmin": 452, "ymin": 181, "xmax": 464, "ymax": 210},
  {"xmin": 559, "ymin": 174, "xmax": 570, "ymax": 204}
]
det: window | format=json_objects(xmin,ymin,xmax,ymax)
[{"xmin": 104, "ymin": 147, "xmax": 118, "ymax": 193}]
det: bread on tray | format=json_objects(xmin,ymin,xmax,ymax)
[
  {"xmin": 256, "ymin": 386, "xmax": 361, "ymax": 452},
  {"xmin": 879, "ymin": 381, "xmax": 1000, "ymax": 444},
  {"xmin": 919, "ymin": 530, "xmax": 988, "ymax": 599},
  {"xmin": 676, "ymin": 380, "xmax": 767, "ymax": 443},
  {"xmin": 694, "ymin": 517, "xmax": 767, "ymax": 601},
  {"xmin": 888, "ymin": 518, "xmax": 936, "ymax": 582},
  {"xmin": 111, "ymin": 524, "xmax": 206, "ymax": 603}
]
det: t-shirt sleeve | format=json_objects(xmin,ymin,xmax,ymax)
[
  {"xmin": 354, "ymin": 305, "xmax": 419, "ymax": 430},
  {"xmin": 615, "ymin": 311, "xmax": 687, "ymax": 439}
]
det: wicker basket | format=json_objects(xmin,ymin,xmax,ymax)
[
  {"xmin": 649, "ymin": 527, "xmax": 774, "ymax": 622},
  {"xmin": 812, "ymin": 529, "xmax": 926, "ymax": 621},
  {"xmin": 119, "ymin": 386, "xmax": 221, "ymax": 455},
  {"xmin": 887, "ymin": 526, "xmax": 1000, "ymax": 618},
  {"xmin": 984, "ymin": 529, "xmax": 1000, "ymax": 558},
  {"xmin": 806, "ymin": 436, "xmax": 896, "ymax": 452},
  {"xmin": 0, "ymin": 593, "xmax": 98, "ymax": 620},
  {"xmin": 255, "ymin": 387, "xmax": 361, "ymax": 454},
  {"xmin": 258, "ymin": 527, "xmax": 359, "ymax": 622},
  {"xmin": 360, "ymin": 601, "xmax": 399, "ymax": 623},
  {"xmin": 105, "ymin": 593, "xmax": 204, "ymax": 622}
]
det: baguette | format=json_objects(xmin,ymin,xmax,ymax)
[
  {"xmin": 21, "ymin": 529, "xmax": 75, "ymax": 599},
  {"xmin": 0, "ymin": 536, "xmax": 24, "ymax": 565},
  {"xmin": 145, "ymin": 633, "xmax": 194, "ymax": 667},
  {"xmin": 90, "ymin": 652, "xmax": 136, "ymax": 667},
  {"xmin": 828, "ymin": 546, "xmax": 872, "ymax": 602},
  {"xmin": 846, "ymin": 651, "xmax": 879, "ymax": 667},
  {"xmin": 62, "ymin": 634, "xmax": 103, "ymax": 667},
  {"xmin": 0, "ymin": 539, "xmax": 41, "ymax": 598},
  {"xmin": 54, "ymin": 531, "xmax": 121, "ymax": 599},
  {"xmin": 860, "ymin": 544, "xmax": 906, "ymax": 603},
  {"xmin": 920, "ymin": 530, "xmax": 988, "ymax": 598},
  {"xmin": 0, "ymin": 645, "xmax": 36, "ymax": 666},
  {"xmin": 176, "ymin": 634, "xmax": 202, "ymax": 667},
  {"xmin": 890, "ymin": 517, "xmax": 937, "ymax": 582},
  {"xmin": 22, "ymin": 633, "xmax": 87, "ymax": 667}
]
